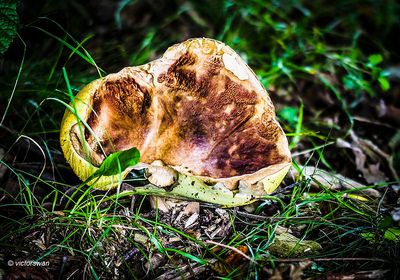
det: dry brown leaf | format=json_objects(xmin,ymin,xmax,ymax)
[
  {"xmin": 291, "ymin": 165, "xmax": 380, "ymax": 198},
  {"xmin": 209, "ymin": 245, "xmax": 249, "ymax": 276},
  {"xmin": 224, "ymin": 245, "xmax": 249, "ymax": 267},
  {"xmin": 336, "ymin": 130, "xmax": 399, "ymax": 183}
]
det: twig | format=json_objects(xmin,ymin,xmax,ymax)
[
  {"xmin": 205, "ymin": 240, "xmax": 256, "ymax": 264},
  {"xmin": 353, "ymin": 116, "xmax": 396, "ymax": 130}
]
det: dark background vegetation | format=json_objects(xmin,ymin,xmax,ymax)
[{"xmin": 1, "ymin": 0, "xmax": 399, "ymax": 279}]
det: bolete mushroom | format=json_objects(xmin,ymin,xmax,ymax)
[{"xmin": 60, "ymin": 38, "xmax": 291, "ymax": 206}]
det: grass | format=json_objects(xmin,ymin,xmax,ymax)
[{"xmin": 1, "ymin": 0, "xmax": 399, "ymax": 279}]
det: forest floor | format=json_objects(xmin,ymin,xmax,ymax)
[{"xmin": 1, "ymin": 1, "xmax": 399, "ymax": 279}]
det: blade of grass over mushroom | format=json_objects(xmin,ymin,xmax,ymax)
[{"xmin": 62, "ymin": 67, "xmax": 94, "ymax": 164}]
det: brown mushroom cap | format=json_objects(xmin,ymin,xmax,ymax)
[{"xmin": 60, "ymin": 38, "xmax": 291, "ymax": 205}]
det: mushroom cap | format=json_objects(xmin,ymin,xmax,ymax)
[{"xmin": 60, "ymin": 38, "xmax": 291, "ymax": 206}]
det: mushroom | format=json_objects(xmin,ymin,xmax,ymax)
[{"xmin": 60, "ymin": 38, "xmax": 291, "ymax": 206}]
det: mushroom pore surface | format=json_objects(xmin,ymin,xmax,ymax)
[{"xmin": 69, "ymin": 38, "xmax": 290, "ymax": 181}]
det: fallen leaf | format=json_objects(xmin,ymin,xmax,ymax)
[
  {"xmin": 336, "ymin": 131, "xmax": 390, "ymax": 184},
  {"xmin": 209, "ymin": 245, "xmax": 249, "ymax": 276},
  {"xmin": 291, "ymin": 165, "xmax": 380, "ymax": 197},
  {"xmin": 224, "ymin": 245, "xmax": 249, "ymax": 267}
]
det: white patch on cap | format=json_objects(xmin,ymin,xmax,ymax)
[{"xmin": 222, "ymin": 53, "xmax": 249, "ymax": 80}]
